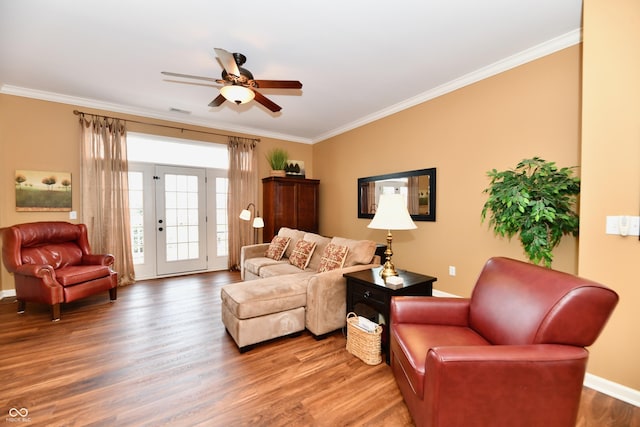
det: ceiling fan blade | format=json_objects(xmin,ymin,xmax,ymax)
[
  {"xmin": 252, "ymin": 80, "xmax": 303, "ymax": 89},
  {"xmin": 208, "ymin": 94, "xmax": 226, "ymax": 107},
  {"xmin": 161, "ymin": 71, "xmax": 218, "ymax": 83},
  {"xmin": 252, "ymin": 90, "xmax": 282, "ymax": 112},
  {"xmin": 214, "ymin": 48, "xmax": 240, "ymax": 77}
]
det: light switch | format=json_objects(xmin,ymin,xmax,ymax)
[
  {"xmin": 606, "ymin": 215, "xmax": 640, "ymax": 236},
  {"xmin": 69, "ymin": 211, "xmax": 77, "ymax": 220}
]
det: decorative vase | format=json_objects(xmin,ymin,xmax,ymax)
[{"xmin": 270, "ymin": 170, "xmax": 286, "ymax": 177}]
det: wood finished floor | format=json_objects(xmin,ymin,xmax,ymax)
[{"xmin": 0, "ymin": 271, "xmax": 638, "ymax": 427}]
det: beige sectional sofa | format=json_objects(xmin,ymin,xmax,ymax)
[{"xmin": 221, "ymin": 227, "xmax": 380, "ymax": 350}]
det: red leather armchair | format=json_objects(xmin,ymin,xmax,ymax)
[
  {"xmin": 2, "ymin": 221, "xmax": 118, "ymax": 321},
  {"xmin": 390, "ymin": 257, "xmax": 618, "ymax": 427}
]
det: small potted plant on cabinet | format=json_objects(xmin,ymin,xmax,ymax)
[
  {"xmin": 481, "ymin": 157, "xmax": 580, "ymax": 267},
  {"xmin": 266, "ymin": 148, "xmax": 288, "ymax": 177}
]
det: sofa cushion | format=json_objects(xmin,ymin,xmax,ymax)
[
  {"xmin": 259, "ymin": 262, "xmax": 310, "ymax": 278},
  {"xmin": 277, "ymin": 227, "xmax": 306, "ymax": 259},
  {"xmin": 303, "ymin": 233, "xmax": 332, "ymax": 271},
  {"xmin": 56, "ymin": 265, "xmax": 112, "ymax": 286},
  {"xmin": 244, "ymin": 257, "xmax": 287, "ymax": 278},
  {"xmin": 289, "ymin": 240, "xmax": 317, "ymax": 270},
  {"xmin": 317, "ymin": 243, "xmax": 349, "ymax": 273},
  {"xmin": 265, "ymin": 236, "xmax": 290, "ymax": 260},
  {"xmin": 220, "ymin": 273, "xmax": 310, "ymax": 319},
  {"xmin": 330, "ymin": 237, "xmax": 376, "ymax": 267}
]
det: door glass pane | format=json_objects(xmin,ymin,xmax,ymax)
[
  {"xmin": 128, "ymin": 171, "xmax": 145, "ymax": 264},
  {"xmin": 216, "ymin": 178, "xmax": 229, "ymax": 256},
  {"xmin": 164, "ymin": 173, "xmax": 200, "ymax": 261}
]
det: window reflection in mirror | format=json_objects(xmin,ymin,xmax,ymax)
[{"xmin": 358, "ymin": 168, "xmax": 436, "ymax": 221}]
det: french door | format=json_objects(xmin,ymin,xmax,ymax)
[
  {"xmin": 128, "ymin": 163, "xmax": 228, "ymax": 279},
  {"xmin": 155, "ymin": 166, "xmax": 207, "ymax": 275}
]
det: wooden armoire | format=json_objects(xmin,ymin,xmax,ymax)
[{"xmin": 262, "ymin": 176, "xmax": 320, "ymax": 242}]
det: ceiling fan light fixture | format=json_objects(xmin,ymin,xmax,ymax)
[{"xmin": 220, "ymin": 85, "xmax": 255, "ymax": 105}]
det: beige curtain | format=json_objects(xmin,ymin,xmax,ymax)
[
  {"xmin": 228, "ymin": 136, "xmax": 258, "ymax": 270},
  {"xmin": 79, "ymin": 114, "xmax": 135, "ymax": 286}
]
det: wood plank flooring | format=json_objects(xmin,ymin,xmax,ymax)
[{"xmin": 0, "ymin": 271, "xmax": 638, "ymax": 426}]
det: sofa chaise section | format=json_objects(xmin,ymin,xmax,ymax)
[{"xmin": 222, "ymin": 228, "xmax": 380, "ymax": 350}]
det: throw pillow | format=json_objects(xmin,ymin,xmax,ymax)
[
  {"xmin": 288, "ymin": 240, "xmax": 317, "ymax": 270},
  {"xmin": 317, "ymin": 243, "xmax": 349, "ymax": 273},
  {"xmin": 265, "ymin": 236, "xmax": 291, "ymax": 261}
]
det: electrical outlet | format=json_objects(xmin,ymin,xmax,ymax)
[{"xmin": 448, "ymin": 266, "xmax": 456, "ymax": 276}]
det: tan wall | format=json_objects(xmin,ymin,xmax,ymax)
[
  {"xmin": 315, "ymin": 43, "xmax": 638, "ymax": 390},
  {"xmin": 579, "ymin": 0, "xmax": 640, "ymax": 389},
  {"xmin": 314, "ymin": 46, "xmax": 581, "ymax": 296},
  {"xmin": 0, "ymin": 94, "xmax": 312, "ymax": 291}
]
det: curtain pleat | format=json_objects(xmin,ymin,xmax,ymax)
[
  {"xmin": 80, "ymin": 115, "xmax": 135, "ymax": 286},
  {"xmin": 227, "ymin": 137, "xmax": 258, "ymax": 270}
]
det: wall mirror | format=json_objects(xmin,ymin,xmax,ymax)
[{"xmin": 358, "ymin": 168, "xmax": 436, "ymax": 221}]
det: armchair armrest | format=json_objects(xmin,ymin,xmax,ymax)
[
  {"xmin": 391, "ymin": 296, "xmax": 471, "ymax": 326},
  {"xmin": 14, "ymin": 264, "xmax": 58, "ymax": 287},
  {"xmin": 15, "ymin": 263, "xmax": 55, "ymax": 279},
  {"xmin": 423, "ymin": 344, "xmax": 588, "ymax": 426},
  {"xmin": 82, "ymin": 254, "xmax": 115, "ymax": 266}
]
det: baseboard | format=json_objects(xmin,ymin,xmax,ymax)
[
  {"xmin": 0, "ymin": 289, "xmax": 16, "ymax": 299},
  {"xmin": 584, "ymin": 373, "xmax": 640, "ymax": 407},
  {"xmin": 432, "ymin": 288, "xmax": 640, "ymax": 407},
  {"xmin": 432, "ymin": 288, "xmax": 462, "ymax": 298}
]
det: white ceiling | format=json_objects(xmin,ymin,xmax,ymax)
[{"xmin": 0, "ymin": 0, "xmax": 583, "ymax": 144}]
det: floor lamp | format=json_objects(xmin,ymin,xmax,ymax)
[
  {"xmin": 367, "ymin": 193, "xmax": 417, "ymax": 279},
  {"xmin": 239, "ymin": 203, "xmax": 264, "ymax": 244}
]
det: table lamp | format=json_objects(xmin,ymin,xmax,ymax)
[{"xmin": 367, "ymin": 193, "xmax": 417, "ymax": 278}]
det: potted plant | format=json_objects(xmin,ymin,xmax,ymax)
[
  {"xmin": 481, "ymin": 157, "xmax": 580, "ymax": 267},
  {"xmin": 266, "ymin": 148, "xmax": 288, "ymax": 177}
]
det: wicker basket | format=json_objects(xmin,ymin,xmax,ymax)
[{"xmin": 346, "ymin": 312, "xmax": 382, "ymax": 365}]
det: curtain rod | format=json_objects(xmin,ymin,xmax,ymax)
[{"xmin": 72, "ymin": 109, "xmax": 260, "ymax": 142}]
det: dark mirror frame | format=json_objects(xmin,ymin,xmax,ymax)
[{"xmin": 357, "ymin": 168, "xmax": 436, "ymax": 221}]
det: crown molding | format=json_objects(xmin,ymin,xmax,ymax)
[
  {"xmin": 0, "ymin": 85, "xmax": 313, "ymax": 144},
  {"xmin": 311, "ymin": 29, "xmax": 582, "ymax": 143}
]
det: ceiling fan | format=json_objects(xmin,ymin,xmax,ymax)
[{"xmin": 162, "ymin": 48, "xmax": 302, "ymax": 113}]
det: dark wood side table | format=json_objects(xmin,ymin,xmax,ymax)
[{"xmin": 344, "ymin": 267, "xmax": 437, "ymax": 364}]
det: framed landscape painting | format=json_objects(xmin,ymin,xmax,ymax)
[{"xmin": 15, "ymin": 170, "xmax": 72, "ymax": 211}]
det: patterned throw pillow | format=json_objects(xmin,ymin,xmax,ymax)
[
  {"xmin": 265, "ymin": 236, "xmax": 291, "ymax": 261},
  {"xmin": 317, "ymin": 243, "xmax": 349, "ymax": 273},
  {"xmin": 288, "ymin": 240, "xmax": 317, "ymax": 270}
]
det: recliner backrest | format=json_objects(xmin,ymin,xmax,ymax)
[
  {"xmin": 2, "ymin": 221, "xmax": 91, "ymax": 271},
  {"xmin": 468, "ymin": 257, "xmax": 618, "ymax": 347}
]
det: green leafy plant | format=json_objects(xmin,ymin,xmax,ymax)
[
  {"xmin": 266, "ymin": 148, "xmax": 288, "ymax": 171},
  {"xmin": 481, "ymin": 157, "xmax": 580, "ymax": 267}
]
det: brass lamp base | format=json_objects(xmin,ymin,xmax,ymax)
[
  {"xmin": 380, "ymin": 260, "xmax": 398, "ymax": 279},
  {"xmin": 379, "ymin": 229, "xmax": 399, "ymax": 279}
]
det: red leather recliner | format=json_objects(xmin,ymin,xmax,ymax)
[
  {"xmin": 390, "ymin": 257, "xmax": 618, "ymax": 427},
  {"xmin": 2, "ymin": 221, "xmax": 118, "ymax": 321}
]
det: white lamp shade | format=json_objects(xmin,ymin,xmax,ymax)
[
  {"xmin": 239, "ymin": 209, "xmax": 251, "ymax": 221},
  {"xmin": 220, "ymin": 85, "xmax": 255, "ymax": 104},
  {"xmin": 367, "ymin": 194, "xmax": 417, "ymax": 230},
  {"xmin": 252, "ymin": 217, "xmax": 264, "ymax": 229}
]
